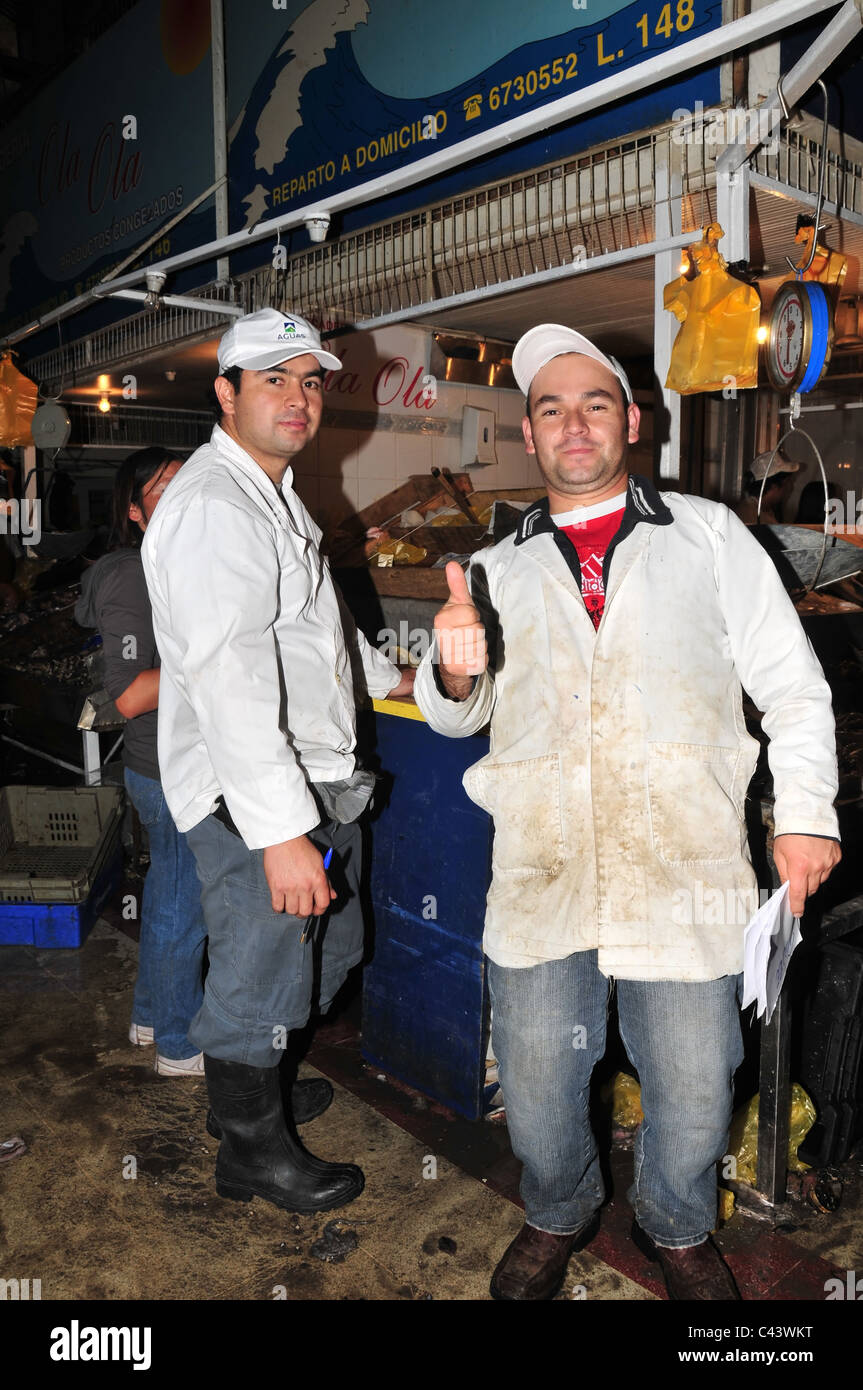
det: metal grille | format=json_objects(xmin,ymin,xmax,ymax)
[
  {"xmin": 753, "ymin": 127, "xmax": 863, "ymax": 220},
  {"xmin": 265, "ymin": 131, "xmax": 669, "ymax": 324},
  {"xmin": 679, "ymin": 136, "xmax": 717, "ymax": 234},
  {"xmin": 67, "ymin": 403, "xmax": 213, "ymax": 450}
]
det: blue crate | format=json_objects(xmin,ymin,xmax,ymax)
[{"xmin": 0, "ymin": 840, "xmax": 123, "ymax": 948}]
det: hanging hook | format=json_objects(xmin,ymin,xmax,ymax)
[
  {"xmin": 784, "ymin": 78, "xmax": 829, "ymax": 273},
  {"xmin": 756, "ymin": 421, "xmax": 828, "ymax": 593}
]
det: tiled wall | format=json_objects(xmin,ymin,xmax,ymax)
[{"xmin": 292, "ymin": 380, "xmax": 544, "ymax": 533}]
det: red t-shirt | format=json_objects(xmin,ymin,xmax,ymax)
[{"xmin": 553, "ymin": 494, "xmax": 627, "ymax": 630}]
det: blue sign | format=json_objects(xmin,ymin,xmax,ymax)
[
  {"xmin": 227, "ymin": 0, "xmax": 723, "ymax": 228},
  {"xmin": 3, "ymin": 0, "xmax": 725, "ymax": 345}
]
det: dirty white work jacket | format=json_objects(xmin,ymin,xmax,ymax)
[
  {"xmin": 142, "ymin": 425, "xmax": 399, "ymax": 848},
  {"xmin": 413, "ymin": 476, "xmax": 839, "ymax": 981}
]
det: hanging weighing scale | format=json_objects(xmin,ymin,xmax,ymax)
[
  {"xmin": 760, "ymin": 272, "xmax": 847, "ymax": 592},
  {"xmin": 765, "ymin": 277, "xmax": 834, "ymax": 396},
  {"xmin": 759, "ymin": 280, "xmax": 839, "ymax": 592},
  {"xmin": 764, "ymin": 74, "xmax": 840, "ymax": 408},
  {"xmin": 758, "ymin": 75, "xmax": 846, "ymax": 595}
]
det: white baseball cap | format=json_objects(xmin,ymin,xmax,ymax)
[
  {"xmin": 218, "ymin": 307, "xmax": 342, "ymax": 374},
  {"xmin": 512, "ymin": 323, "xmax": 633, "ymax": 405}
]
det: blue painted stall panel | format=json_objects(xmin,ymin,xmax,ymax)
[{"xmin": 363, "ymin": 707, "xmax": 492, "ymax": 1118}]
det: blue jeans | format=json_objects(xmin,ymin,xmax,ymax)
[
  {"xmin": 487, "ymin": 950, "xmax": 744, "ymax": 1247},
  {"xmin": 125, "ymin": 768, "xmax": 207, "ymax": 1060},
  {"xmin": 184, "ymin": 813, "xmax": 364, "ymax": 1067}
]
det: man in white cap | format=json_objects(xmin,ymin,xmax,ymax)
[
  {"xmin": 413, "ymin": 323, "xmax": 840, "ymax": 1300},
  {"xmin": 734, "ymin": 450, "xmax": 801, "ymax": 526},
  {"xmin": 142, "ymin": 307, "xmax": 412, "ymax": 1214}
]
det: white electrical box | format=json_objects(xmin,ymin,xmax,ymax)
[{"xmin": 460, "ymin": 406, "xmax": 497, "ymax": 469}]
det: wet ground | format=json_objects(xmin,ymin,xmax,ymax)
[{"xmin": 2, "ymin": 889, "xmax": 862, "ymax": 1320}]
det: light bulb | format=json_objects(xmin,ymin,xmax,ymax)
[{"xmin": 98, "ymin": 396, "xmax": 111, "ymax": 414}]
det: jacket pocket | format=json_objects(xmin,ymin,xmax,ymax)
[
  {"xmin": 463, "ymin": 753, "xmax": 564, "ymax": 875},
  {"xmin": 647, "ymin": 742, "xmax": 742, "ymax": 865}
]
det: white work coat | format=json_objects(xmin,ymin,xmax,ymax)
[
  {"xmin": 142, "ymin": 425, "xmax": 399, "ymax": 848},
  {"xmin": 414, "ymin": 476, "xmax": 839, "ymax": 981}
]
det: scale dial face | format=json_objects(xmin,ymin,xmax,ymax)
[
  {"xmin": 774, "ymin": 293, "xmax": 804, "ymax": 382},
  {"xmin": 766, "ymin": 280, "xmax": 833, "ymax": 393}
]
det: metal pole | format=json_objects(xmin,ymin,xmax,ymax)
[
  {"xmin": 750, "ymin": 170, "xmax": 863, "ymax": 228},
  {"xmin": 98, "ymin": 289, "xmax": 244, "ymax": 315},
  {"xmin": 1, "ymin": 733, "xmax": 86, "ymax": 779},
  {"xmin": 716, "ymin": 163, "xmax": 751, "ymax": 264},
  {"xmin": 757, "ymin": 987, "xmax": 793, "ymax": 1204},
  {"xmin": 653, "ymin": 144, "xmax": 682, "ymax": 481},
  {"xmin": 96, "ymin": 179, "xmax": 227, "ymax": 286},
  {"xmin": 210, "ymin": 0, "xmax": 230, "ymax": 285},
  {"xmin": 82, "ymin": 730, "xmax": 102, "ymax": 786},
  {"xmin": 21, "ymin": 445, "xmax": 37, "ymax": 559}
]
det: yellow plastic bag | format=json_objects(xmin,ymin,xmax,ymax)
[
  {"xmin": 0, "ymin": 352, "xmax": 38, "ymax": 447},
  {"xmin": 600, "ymin": 1070, "xmax": 644, "ymax": 1129},
  {"xmin": 663, "ymin": 222, "xmax": 761, "ymax": 394},
  {"xmin": 717, "ymin": 1188, "xmax": 736, "ymax": 1222},
  {"xmin": 727, "ymin": 1083, "xmax": 816, "ymax": 1185}
]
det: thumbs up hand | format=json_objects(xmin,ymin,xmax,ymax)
[{"xmin": 434, "ymin": 561, "xmax": 487, "ymax": 698}]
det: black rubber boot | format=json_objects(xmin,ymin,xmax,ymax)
[
  {"xmin": 206, "ymin": 1077, "xmax": 333, "ymax": 1140},
  {"xmin": 204, "ymin": 1055, "xmax": 364, "ymax": 1214}
]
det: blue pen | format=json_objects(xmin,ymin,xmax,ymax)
[{"xmin": 301, "ymin": 847, "xmax": 334, "ymax": 944}]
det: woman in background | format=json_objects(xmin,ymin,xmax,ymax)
[{"xmin": 76, "ymin": 447, "xmax": 206, "ymax": 1076}]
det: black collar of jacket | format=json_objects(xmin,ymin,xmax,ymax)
[
  {"xmin": 514, "ymin": 474, "xmax": 674, "ymax": 598},
  {"xmin": 514, "ymin": 474, "xmax": 674, "ymax": 547}
]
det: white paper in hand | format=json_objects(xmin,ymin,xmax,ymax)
[{"xmin": 741, "ymin": 881, "xmax": 802, "ymax": 1023}]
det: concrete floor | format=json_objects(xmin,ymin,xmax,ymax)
[{"xmin": 1, "ymin": 911, "xmax": 862, "ymax": 1307}]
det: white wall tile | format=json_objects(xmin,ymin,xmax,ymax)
[
  {"xmin": 497, "ymin": 388, "xmax": 527, "ymax": 427},
  {"xmin": 395, "ymin": 430, "xmax": 436, "ymax": 481},
  {"xmin": 463, "ymin": 384, "xmax": 501, "ymax": 410},
  {"xmin": 318, "ymin": 427, "xmax": 358, "ymax": 479},
  {"xmin": 356, "ymin": 428, "xmax": 396, "ymax": 481},
  {"xmin": 432, "ymin": 432, "xmax": 461, "ymax": 471},
  {"xmin": 490, "ymin": 444, "xmax": 527, "ymax": 488},
  {"xmin": 435, "ymin": 381, "xmax": 467, "ymax": 411},
  {"xmin": 358, "ymin": 478, "xmax": 393, "ymax": 512}
]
